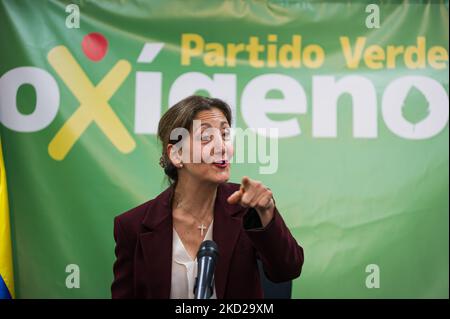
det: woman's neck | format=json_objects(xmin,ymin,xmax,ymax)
[{"xmin": 172, "ymin": 177, "xmax": 217, "ymax": 221}]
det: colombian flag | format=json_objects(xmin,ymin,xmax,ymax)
[{"xmin": 0, "ymin": 139, "xmax": 14, "ymax": 299}]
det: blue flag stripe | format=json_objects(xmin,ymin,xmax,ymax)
[{"xmin": 0, "ymin": 275, "xmax": 12, "ymax": 299}]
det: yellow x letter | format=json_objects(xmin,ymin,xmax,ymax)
[{"xmin": 47, "ymin": 46, "xmax": 135, "ymax": 160}]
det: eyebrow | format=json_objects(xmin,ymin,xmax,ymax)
[{"xmin": 200, "ymin": 121, "xmax": 230, "ymax": 128}]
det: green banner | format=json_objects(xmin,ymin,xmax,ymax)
[{"xmin": 0, "ymin": 0, "xmax": 448, "ymax": 298}]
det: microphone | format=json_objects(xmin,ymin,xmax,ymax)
[{"xmin": 194, "ymin": 240, "xmax": 219, "ymax": 299}]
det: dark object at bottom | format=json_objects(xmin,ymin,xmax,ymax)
[{"xmin": 257, "ymin": 259, "xmax": 292, "ymax": 299}]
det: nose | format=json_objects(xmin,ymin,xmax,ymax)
[{"xmin": 210, "ymin": 132, "xmax": 227, "ymax": 157}]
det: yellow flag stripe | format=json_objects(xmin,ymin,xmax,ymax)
[{"xmin": 0, "ymin": 139, "xmax": 15, "ymax": 298}]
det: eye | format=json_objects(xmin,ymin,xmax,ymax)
[
  {"xmin": 201, "ymin": 133, "xmax": 212, "ymax": 142},
  {"xmin": 222, "ymin": 129, "xmax": 231, "ymax": 140}
]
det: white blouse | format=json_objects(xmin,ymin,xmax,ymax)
[{"xmin": 170, "ymin": 220, "xmax": 217, "ymax": 299}]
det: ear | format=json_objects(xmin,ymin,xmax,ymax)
[{"xmin": 167, "ymin": 143, "xmax": 182, "ymax": 167}]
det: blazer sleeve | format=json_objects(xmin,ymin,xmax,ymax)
[
  {"xmin": 243, "ymin": 206, "xmax": 304, "ymax": 283},
  {"xmin": 111, "ymin": 216, "xmax": 135, "ymax": 298}
]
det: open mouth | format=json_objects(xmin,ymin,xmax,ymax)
[{"xmin": 212, "ymin": 160, "xmax": 229, "ymax": 168}]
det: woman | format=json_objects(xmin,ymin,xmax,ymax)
[{"xmin": 111, "ymin": 95, "xmax": 304, "ymax": 299}]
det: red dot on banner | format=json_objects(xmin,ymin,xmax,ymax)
[{"xmin": 81, "ymin": 32, "xmax": 108, "ymax": 62}]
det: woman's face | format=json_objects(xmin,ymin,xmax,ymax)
[{"xmin": 171, "ymin": 107, "xmax": 234, "ymax": 185}]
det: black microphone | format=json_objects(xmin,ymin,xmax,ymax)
[{"xmin": 194, "ymin": 240, "xmax": 219, "ymax": 299}]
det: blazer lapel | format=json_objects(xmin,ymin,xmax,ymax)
[
  {"xmin": 213, "ymin": 184, "xmax": 244, "ymax": 299},
  {"xmin": 139, "ymin": 185, "xmax": 174, "ymax": 298}
]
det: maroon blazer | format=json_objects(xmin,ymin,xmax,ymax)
[{"xmin": 111, "ymin": 182, "xmax": 304, "ymax": 299}]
